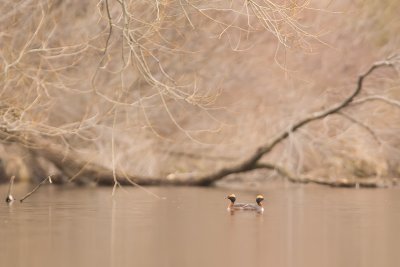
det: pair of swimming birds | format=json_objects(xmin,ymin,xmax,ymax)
[{"xmin": 226, "ymin": 194, "xmax": 264, "ymax": 213}]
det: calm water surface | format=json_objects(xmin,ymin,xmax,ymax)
[{"xmin": 0, "ymin": 183, "xmax": 399, "ymax": 267}]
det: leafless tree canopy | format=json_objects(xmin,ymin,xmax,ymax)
[{"xmin": 0, "ymin": 0, "xmax": 400, "ymax": 187}]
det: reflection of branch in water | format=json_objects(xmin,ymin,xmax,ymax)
[
  {"xmin": 6, "ymin": 176, "xmax": 15, "ymax": 203},
  {"xmin": 20, "ymin": 175, "xmax": 53, "ymax": 203}
]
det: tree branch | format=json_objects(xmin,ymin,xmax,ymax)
[
  {"xmin": 20, "ymin": 175, "xmax": 53, "ymax": 203},
  {"xmin": 255, "ymin": 163, "xmax": 395, "ymax": 188},
  {"xmin": 0, "ymin": 56, "xmax": 398, "ymax": 188},
  {"xmin": 337, "ymin": 111, "xmax": 381, "ymax": 144},
  {"xmin": 350, "ymin": 95, "xmax": 400, "ymax": 109},
  {"xmin": 193, "ymin": 57, "xmax": 396, "ymax": 185}
]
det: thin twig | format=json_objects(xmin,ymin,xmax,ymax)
[
  {"xmin": 337, "ymin": 111, "xmax": 381, "ymax": 144},
  {"xmin": 5, "ymin": 176, "xmax": 15, "ymax": 203},
  {"xmin": 103, "ymin": 0, "xmax": 113, "ymax": 57},
  {"xmin": 350, "ymin": 95, "xmax": 400, "ymax": 109},
  {"xmin": 20, "ymin": 175, "xmax": 53, "ymax": 203},
  {"xmin": 119, "ymin": 164, "xmax": 162, "ymax": 199},
  {"xmin": 111, "ymin": 108, "xmax": 119, "ymax": 196}
]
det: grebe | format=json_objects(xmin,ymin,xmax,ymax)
[
  {"xmin": 243, "ymin": 195, "xmax": 264, "ymax": 213},
  {"xmin": 226, "ymin": 194, "xmax": 248, "ymax": 211},
  {"xmin": 226, "ymin": 194, "xmax": 264, "ymax": 213}
]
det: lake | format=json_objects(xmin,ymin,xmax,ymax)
[{"xmin": 0, "ymin": 182, "xmax": 399, "ymax": 267}]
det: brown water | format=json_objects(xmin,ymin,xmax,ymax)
[{"xmin": 0, "ymin": 183, "xmax": 399, "ymax": 267}]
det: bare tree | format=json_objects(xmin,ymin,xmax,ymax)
[{"xmin": 1, "ymin": 0, "xmax": 400, "ymax": 188}]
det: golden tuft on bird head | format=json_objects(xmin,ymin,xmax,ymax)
[
  {"xmin": 226, "ymin": 193, "xmax": 236, "ymax": 203},
  {"xmin": 256, "ymin": 194, "xmax": 264, "ymax": 204}
]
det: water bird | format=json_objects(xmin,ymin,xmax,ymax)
[
  {"xmin": 226, "ymin": 193, "xmax": 247, "ymax": 211},
  {"xmin": 244, "ymin": 194, "xmax": 264, "ymax": 213},
  {"xmin": 226, "ymin": 194, "xmax": 264, "ymax": 213}
]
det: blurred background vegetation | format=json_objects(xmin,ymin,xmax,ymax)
[{"xmin": 0, "ymin": 0, "xmax": 399, "ymax": 186}]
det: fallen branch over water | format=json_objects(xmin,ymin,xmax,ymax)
[
  {"xmin": 192, "ymin": 56, "xmax": 399, "ymax": 186},
  {"xmin": 20, "ymin": 175, "xmax": 53, "ymax": 203},
  {"xmin": 0, "ymin": 56, "xmax": 399, "ymax": 188}
]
